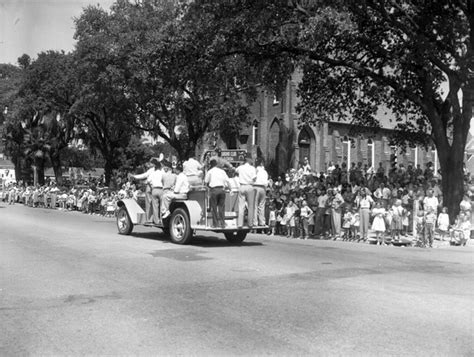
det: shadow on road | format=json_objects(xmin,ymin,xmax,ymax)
[
  {"xmin": 192, "ymin": 235, "xmax": 264, "ymax": 248},
  {"xmin": 127, "ymin": 231, "xmax": 263, "ymax": 248}
]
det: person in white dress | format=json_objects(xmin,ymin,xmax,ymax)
[
  {"xmin": 371, "ymin": 201, "xmax": 387, "ymax": 245},
  {"xmin": 437, "ymin": 206, "xmax": 450, "ymax": 240}
]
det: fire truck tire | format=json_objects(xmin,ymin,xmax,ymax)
[
  {"xmin": 169, "ymin": 208, "xmax": 193, "ymax": 244},
  {"xmin": 224, "ymin": 231, "xmax": 247, "ymax": 244},
  {"xmin": 117, "ymin": 207, "xmax": 133, "ymax": 235}
]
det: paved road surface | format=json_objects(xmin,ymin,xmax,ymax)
[{"xmin": 1, "ymin": 203, "xmax": 473, "ymax": 355}]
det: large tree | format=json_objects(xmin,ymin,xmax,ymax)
[
  {"xmin": 0, "ymin": 63, "xmax": 22, "ymax": 173},
  {"xmin": 191, "ymin": 0, "xmax": 474, "ymax": 220},
  {"xmin": 15, "ymin": 51, "xmax": 78, "ymax": 184},
  {"xmin": 75, "ymin": 0, "xmax": 260, "ymax": 160},
  {"xmin": 73, "ymin": 5, "xmax": 138, "ymax": 185}
]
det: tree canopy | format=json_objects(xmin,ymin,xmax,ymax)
[
  {"xmin": 187, "ymin": 0, "xmax": 474, "ymax": 218},
  {"xmin": 1, "ymin": 0, "xmax": 473, "ymax": 218},
  {"xmin": 73, "ymin": 0, "xmax": 260, "ymax": 159}
]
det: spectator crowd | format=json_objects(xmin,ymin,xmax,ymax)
[
  {"xmin": 2, "ymin": 177, "xmax": 137, "ymax": 218},
  {"xmin": 2, "ymin": 155, "xmax": 473, "ymax": 248},
  {"xmin": 263, "ymin": 158, "xmax": 473, "ymax": 247}
]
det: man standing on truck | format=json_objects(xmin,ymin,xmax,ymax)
[
  {"xmin": 148, "ymin": 158, "xmax": 164, "ymax": 224},
  {"xmin": 253, "ymin": 158, "xmax": 269, "ymax": 227},
  {"xmin": 183, "ymin": 155, "xmax": 203, "ymax": 187},
  {"xmin": 235, "ymin": 153, "xmax": 257, "ymax": 228},
  {"xmin": 205, "ymin": 158, "xmax": 230, "ymax": 228},
  {"xmin": 161, "ymin": 164, "xmax": 189, "ymax": 219},
  {"xmin": 129, "ymin": 159, "xmax": 155, "ymax": 223}
]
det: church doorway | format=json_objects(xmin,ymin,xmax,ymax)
[{"xmin": 298, "ymin": 126, "xmax": 315, "ymax": 169}]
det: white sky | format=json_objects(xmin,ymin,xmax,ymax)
[{"xmin": 0, "ymin": 0, "xmax": 115, "ymax": 65}]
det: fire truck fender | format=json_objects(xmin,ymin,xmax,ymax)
[
  {"xmin": 170, "ymin": 200, "xmax": 202, "ymax": 228},
  {"xmin": 117, "ymin": 199, "xmax": 145, "ymax": 224}
]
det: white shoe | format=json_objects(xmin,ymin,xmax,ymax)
[{"xmin": 162, "ymin": 210, "xmax": 170, "ymax": 219}]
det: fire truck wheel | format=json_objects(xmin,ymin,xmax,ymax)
[
  {"xmin": 169, "ymin": 208, "xmax": 193, "ymax": 244},
  {"xmin": 224, "ymin": 230, "xmax": 248, "ymax": 244},
  {"xmin": 117, "ymin": 207, "xmax": 133, "ymax": 235}
]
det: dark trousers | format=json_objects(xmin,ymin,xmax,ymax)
[
  {"xmin": 210, "ymin": 187, "xmax": 226, "ymax": 228},
  {"xmin": 314, "ymin": 208, "xmax": 325, "ymax": 236}
]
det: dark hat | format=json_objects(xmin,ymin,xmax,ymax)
[
  {"xmin": 161, "ymin": 159, "xmax": 172, "ymax": 168},
  {"xmin": 150, "ymin": 158, "xmax": 160, "ymax": 166}
]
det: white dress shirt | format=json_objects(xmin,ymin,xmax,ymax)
[
  {"xmin": 254, "ymin": 166, "xmax": 269, "ymax": 187},
  {"xmin": 183, "ymin": 158, "xmax": 203, "ymax": 176},
  {"xmin": 174, "ymin": 172, "xmax": 190, "ymax": 194},
  {"xmin": 148, "ymin": 169, "xmax": 163, "ymax": 188},
  {"xmin": 133, "ymin": 167, "xmax": 155, "ymax": 183},
  {"xmin": 205, "ymin": 167, "xmax": 229, "ymax": 188},
  {"xmin": 235, "ymin": 163, "xmax": 256, "ymax": 185}
]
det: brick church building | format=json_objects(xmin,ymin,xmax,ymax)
[{"xmin": 234, "ymin": 72, "xmax": 439, "ymax": 179}]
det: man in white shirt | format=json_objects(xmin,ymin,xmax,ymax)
[
  {"xmin": 161, "ymin": 164, "xmax": 189, "ymax": 219},
  {"xmin": 148, "ymin": 159, "xmax": 163, "ymax": 224},
  {"xmin": 183, "ymin": 156, "xmax": 203, "ymax": 186},
  {"xmin": 374, "ymin": 183, "xmax": 391, "ymax": 208},
  {"xmin": 253, "ymin": 158, "xmax": 269, "ymax": 226},
  {"xmin": 130, "ymin": 159, "xmax": 155, "ymax": 223},
  {"xmin": 423, "ymin": 189, "xmax": 439, "ymax": 213},
  {"xmin": 235, "ymin": 154, "xmax": 257, "ymax": 228},
  {"xmin": 204, "ymin": 158, "xmax": 230, "ymax": 228}
]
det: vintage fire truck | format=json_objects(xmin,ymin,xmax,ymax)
[{"xmin": 116, "ymin": 150, "xmax": 266, "ymax": 244}]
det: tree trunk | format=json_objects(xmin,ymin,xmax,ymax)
[
  {"xmin": 36, "ymin": 162, "xmax": 45, "ymax": 185},
  {"xmin": 438, "ymin": 148, "xmax": 465, "ymax": 223},
  {"xmin": 50, "ymin": 152, "xmax": 63, "ymax": 185},
  {"xmin": 14, "ymin": 156, "xmax": 22, "ymax": 183},
  {"xmin": 104, "ymin": 159, "xmax": 114, "ymax": 187}
]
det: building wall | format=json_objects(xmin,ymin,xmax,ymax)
[{"xmin": 240, "ymin": 75, "xmax": 440, "ymax": 178}]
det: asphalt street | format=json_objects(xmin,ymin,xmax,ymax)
[{"xmin": 1, "ymin": 203, "xmax": 473, "ymax": 356}]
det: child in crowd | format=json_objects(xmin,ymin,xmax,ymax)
[
  {"xmin": 308, "ymin": 204, "xmax": 317, "ymax": 238},
  {"xmin": 415, "ymin": 210, "xmax": 425, "ymax": 247},
  {"xmin": 437, "ymin": 206, "xmax": 450, "ymax": 240},
  {"xmin": 67, "ymin": 192, "xmax": 76, "ymax": 210},
  {"xmin": 59, "ymin": 192, "xmax": 68, "ymax": 209},
  {"xmin": 424, "ymin": 207, "xmax": 437, "ymax": 248},
  {"xmin": 450, "ymin": 212, "xmax": 471, "ymax": 246},
  {"xmin": 299, "ymin": 200, "xmax": 313, "ymax": 239},
  {"xmin": 350, "ymin": 209, "xmax": 360, "ymax": 241},
  {"xmin": 276, "ymin": 207, "xmax": 284, "ymax": 235},
  {"xmin": 106, "ymin": 193, "xmax": 117, "ymax": 217},
  {"xmin": 342, "ymin": 206, "xmax": 353, "ymax": 241},
  {"xmin": 286, "ymin": 201, "xmax": 297, "ymax": 238},
  {"xmin": 401, "ymin": 208, "xmax": 410, "ymax": 236},
  {"xmin": 8, "ymin": 185, "xmax": 17, "ymax": 205},
  {"xmin": 268, "ymin": 204, "xmax": 277, "ymax": 236},
  {"xmin": 390, "ymin": 199, "xmax": 404, "ymax": 242},
  {"xmin": 371, "ymin": 201, "xmax": 387, "ymax": 245}
]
